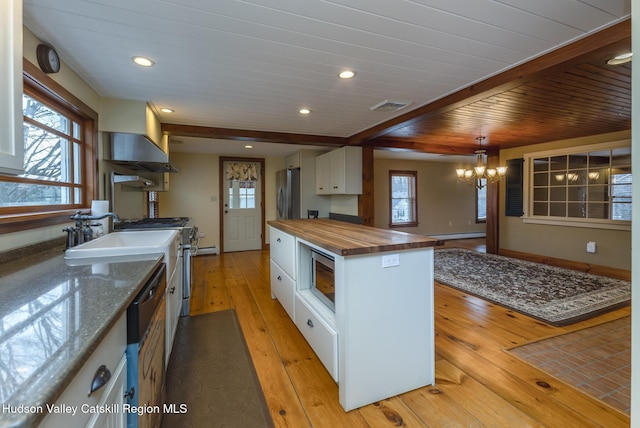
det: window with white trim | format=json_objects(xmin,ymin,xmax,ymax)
[{"xmin": 524, "ymin": 141, "xmax": 631, "ymax": 229}]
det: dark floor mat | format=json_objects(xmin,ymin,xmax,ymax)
[{"xmin": 163, "ymin": 310, "xmax": 274, "ymax": 428}]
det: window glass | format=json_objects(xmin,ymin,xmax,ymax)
[
  {"xmin": 389, "ymin": 171, "xmax": 417, "ymax": 227},
  {"xmin": 0, "ymin": 91, "xmax": 85, "ymax": 210},
  {"xmin": 476, "ymin": 179, "xmax": 486, "ymax": 222},
  {"xmin": 526, "ymin": 143, "xmax": 631, "ymax": 224}
]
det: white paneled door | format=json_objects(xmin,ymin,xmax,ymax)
[{"xmin": 223, "ymin": 160, "xmax": 262, "ymax": 252}]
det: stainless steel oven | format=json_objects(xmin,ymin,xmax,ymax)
[
  {"xmin": 310, "ymin": 249, "xmax": 335, "ymax": 312},
  {"xmin": 126, "ymin": 263, "xmax": 166, "ymax": 428}
]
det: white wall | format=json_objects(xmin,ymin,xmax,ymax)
[{"xmin": 630, "ymin": 0, "xmax": 638, "ymax": 423}]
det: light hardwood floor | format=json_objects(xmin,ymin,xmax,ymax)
[{"xmin": 189, "ymin": 240, "xmax": 630, "ymax": 427}]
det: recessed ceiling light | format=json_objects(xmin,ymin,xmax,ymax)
[
  {"xmin": 245, "ymin": 145, "xmax": 253, "ymax": 149},
  {"xmin": 607, "ymin": 52, "xmax": 632, "ymax": 65},
  {"xmin": 132, "ymin": 56, "xmax": 155, "ymax": 67},
  {"xmin": 160, "ymin": 108, "xmax": 174, "ymax": 113},
  {"xmin": 338, "ymin": 70, "xmax": 356, "ymax": 79},
  {"xmin": 299, "ymin": 108, "xmax": 311, "ymax": 115}
]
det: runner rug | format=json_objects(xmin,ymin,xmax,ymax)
[
  {"xmin": 164, "ymin": 309, "xmax": 274, "ymax": 428},
  {"xmin": 433, "ymin": 248, "xmax": 630, "ymax": 326}
]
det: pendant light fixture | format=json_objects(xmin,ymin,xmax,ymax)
[{"xmin": 455, "ymin": 136, "xmax": 507, "ymax": 189}]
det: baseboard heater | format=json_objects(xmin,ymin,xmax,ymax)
[{"xmin": 197, "ymin": 246, "xmax": 219, "ymax": 255}]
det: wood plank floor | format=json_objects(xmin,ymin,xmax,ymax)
[{"xmin": 189, "ymin": 239, "xmax": 630, "ymax": 427}]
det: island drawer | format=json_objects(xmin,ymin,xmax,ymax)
[
  {"xmin": 270, "ymin": 227, "xmax": 296, "ymax": 279},
  {"xmin": 270, "ymin": 260, "xmax": 295, "ymax": 319},
  {"xmin": 295, "ymin": 293, "xmax": 338, "ymax": 381}
]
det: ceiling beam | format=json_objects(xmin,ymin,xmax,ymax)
[{"xmin": 162, "ymin": 123, "xmax": 348, "ymax": 147}]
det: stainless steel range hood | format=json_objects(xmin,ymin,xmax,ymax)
[{"xmin": 105, "ymin": 133, "xmax": 179, "ymax": 173}]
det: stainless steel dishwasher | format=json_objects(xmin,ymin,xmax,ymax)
[{"xmin": 125, "ymin": 262, "xmax": 166, "ymax": 428}]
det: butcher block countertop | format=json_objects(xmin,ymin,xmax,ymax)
[{"xmin": 268, "ymin": 219, "xmax": 442, "ymax": 256}]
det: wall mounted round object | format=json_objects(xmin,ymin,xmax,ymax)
[{"xmin": 36, "ymin": 44, "xmax": 60, "ymax": 73}]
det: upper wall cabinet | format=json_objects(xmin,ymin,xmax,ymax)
[
  {"xmin": 315, "ymin": 146, "xmax": 362, "ymax": 195},
  {"xmin": 0, "ymin": 0, "xmax": 24, "ymax": 175}
]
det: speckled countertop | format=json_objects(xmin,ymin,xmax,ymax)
[{"xmin": 0, "ymin": 245, "xmax": 162, "ymax": 428}]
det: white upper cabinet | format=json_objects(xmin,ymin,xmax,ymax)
[
  {"xmin": 315, "ymin": 146, "xmax": 362, "ymax": 195},
  {"xmin": 0, "ymin": 0, "xmax": 24, "ymax": 175}
]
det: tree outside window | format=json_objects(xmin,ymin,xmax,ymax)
[{"xmin": 389, "ymin": 171, "xmax": 418, "ymax": 227}]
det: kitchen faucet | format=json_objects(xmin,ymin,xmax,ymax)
[{"xmin": 64, "ymin": 211, "xmax": 120, "ymax": 249}]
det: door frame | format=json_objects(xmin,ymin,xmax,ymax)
[{"xmin": 219, "ymin": 156, "xmax": 266, "ymax": 253}]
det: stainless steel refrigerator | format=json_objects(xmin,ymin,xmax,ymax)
[{"xmin": 276, "ymin": 168, "xmax": 300, "ymax": 220}]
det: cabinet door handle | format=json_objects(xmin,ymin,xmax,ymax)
[
  {"xmin": 276, "ymin": 238, "xmax": 281, "ymax": 243},
  {"xmin": 307, "ymin": 319, "xmax": 314, "ymax": 328},
  {"xmin": 124, "ymin": 386, "xmax": 135, "ymax": 400},
  {"xmin": 277, "ymin": 275, "xmax": 282, "ymax": 281},
  {"xmin": 169, "ymin": 286, "xmax": 176, "ymax": 294},
  {"xmin": 88, "ymin": 365, "xmax": 111, "ymax": 396}
]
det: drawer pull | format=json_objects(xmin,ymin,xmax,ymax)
[
  {"xmin": 124, "ymin": 386, "xmax": 135, "ymax": 400},
  {"xmin": 277, "ymin": 275, "xmax": 282, "ymax": 281},
  {"xmin": 307, "ymin": 319, "xmax": 314, "ymax": 328},
  {"xmin": 276, "ymin": 238, "xmax": 281, "ymax": 243},
  {"xmin": 88, "ymin": 365, "xmax": 111, "ymax": 396}
]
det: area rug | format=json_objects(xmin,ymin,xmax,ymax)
[
  {"xmin": 507, "ymin": 317, "xmax": 631, "ymax": 414},
  {"xmin": 433, "ymin": 248, "xmax": 631, "ymax": 326}
]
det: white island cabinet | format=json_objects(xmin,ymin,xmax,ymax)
[{"xmin": 269, "ymin": 219, "xmax": 440, "ymax": 411}]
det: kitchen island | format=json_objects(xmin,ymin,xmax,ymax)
[
  {"xmin": 0, "ymin": 246, "xmax": 162, "ymax": 428},
  {"xmin": 268, "ymin": 219, "xmax": 442, "ymax": 411}
]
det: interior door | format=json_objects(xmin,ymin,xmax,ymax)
[{"xmin": 223, "ymin": 161, "xmax": 262, "ymax": 252}]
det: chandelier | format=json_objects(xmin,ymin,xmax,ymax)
[{"xmin": 455, "ymin": 137, "xmax": 507, "ymax": 189}]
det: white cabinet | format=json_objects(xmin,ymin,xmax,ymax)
[
  {"xmin": 40, "ymin": 314, "xmax": 127, "ymax": 428},
  {"xmin": 315, "ymin": 147, "xmax": 362, "ymax": 195},
  {"xmin": 270, "ymin": 260, "xmax": 295, "ymax": 319},
  {"xmin": 285, "ymin": 151, "xmax": 300, "ymax": 169},
  {"xmin": 295, "ymin": 292, "xmax": 338, "ymax": 381},
  {"xmin": 166, "ymin": 254, "xmax": 183, "ymax": 365},
  {"xmin": 86, "ymin": 355, "xmax": 127, "ymax": 428},
  {"xmin": 269, "ymin": 226, "xmax": 297, "ymax": 318},
  {"xmin": 0, "ymin": 0, "xmax": 23, "ymax": 175},
  {"xmin": 270, "ymin": 227, "xmax": 296, "ymax": 278}
]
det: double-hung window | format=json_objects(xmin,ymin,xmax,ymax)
[
  {"xmin": 389, "ymin": 170, "xmax": 418, "ymax": 227},
  {"xmin": 0, "ymin": 65, "xmax": 97, "ymax": 232},
  {"xmin": 523, "ymin": 140, "xmax": 631, "ymax": 230}
]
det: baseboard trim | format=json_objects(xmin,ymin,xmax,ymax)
[
  {"xmin": 499, "ymin": 248, "xmax": 630, "ymax": 281},
  {"xmin": 429, "ymin": 232, "xmax": 486, "ymax": 240}
]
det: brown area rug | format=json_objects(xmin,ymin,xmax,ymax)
[
  {"xmin": 507, "ymin": 317, "xmax": 631, "ymax": 414},
  {"xmin": 434, "ymin": 249, "xmax": 630, "ymax": 326},
  {"xmin": 164, "ymin": 310, "xmax": 274, "ymax": 428}
]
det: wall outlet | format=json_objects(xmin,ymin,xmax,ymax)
[
  {"xmin": 586, "ymin": 241, "xmax": 597, "ymax": 253},
  {"xmin": 382, "ymin": 253, "xmax": 400, "ymax": 268}
]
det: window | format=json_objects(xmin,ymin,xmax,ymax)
[
  {"xmin": 524, "ymin": 141, "xmax": 631, "ymax": 229},
  {"xmin": 389, "ymin": 171, "xmax": 417, "ymax": 227},
  {"xmin": 0, "ymin": 64, "xmax": 97, "ymax": 232},
  {"xmin": 476, "ymin": 179, "xmax": 486, "ymax": 222},
  {"xmin": 228, "ymin": 180, "xmax": 256, "ymax": 209}
]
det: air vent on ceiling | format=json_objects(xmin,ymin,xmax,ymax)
[{"xmin": 370, "ymin": 99, "xmax": 412, "ymax": 112}]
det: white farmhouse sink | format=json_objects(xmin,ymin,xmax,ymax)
[{"xmin": 64, "ymin": 230, "xmax": 180, "ymax": 275}]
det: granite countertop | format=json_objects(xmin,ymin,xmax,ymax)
[
  {"xmin": 268, "ymin": 219, "xmax": 443, "ymax": 256},
  {"xmin": 0, "ymin": 246, "xmax": 162, "ymax": 428}
]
